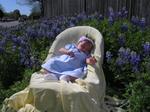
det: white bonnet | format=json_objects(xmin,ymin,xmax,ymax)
[{"xmin": 78, "ymin": 36, "xmax": 94, "ymax": 47}]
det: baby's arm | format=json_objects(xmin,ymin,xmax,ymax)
[
  {"xmin": 86, "ymin": 56, "xmax": 97, "ymax": 65},
  {"xmin": 59, "ymin": 48, "xmax": 74, "ymax": 57}
]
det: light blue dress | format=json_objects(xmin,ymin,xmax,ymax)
[{"xmin": 41, "ymin": 43, "xmax": 90, "ymax": 78}]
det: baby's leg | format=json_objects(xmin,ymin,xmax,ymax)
[{"xmin": 59, "ymin": 75, "xmax": 77, "ymax": 82}]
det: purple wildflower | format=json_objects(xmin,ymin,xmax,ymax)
[
  {"xmin": 98, "ymin": 14, "xmax": 104, "ymax": 21},
  {"xmin": 88, "ymin": 14, "xmax": 95, "ymax": 20},
  {"xmin": 120, "ymin": 7, "xmax": 128, "ymax": 18},
  {"xmin": 131, "ymin": 16, "xmax": 139, "ymax": 26},
  {"xmin": 24, "ymin": 59, "xmax": 30, "ymax": 67},
  {"xmin": 143, "ymin": 42, "xmax": 150, "ymax": 56},
  {"xmin": 118, "ymin": 47, "xmax": 130, "ymax": 62},
  {"xmin": 68, "ymin": 22, "xmax": 75, "ymax": 27},
  {"xmin": 12, "ymin": 36, "xmax": 22, "ymax": 45},
  {"xmin": 118, "ymin": 34, "xmax": 125, "ymax": 46},
  {"xmin": 55, "ymin": 28, "xmax": 61, "ymax": 34},
  {"xmin": 106, "ymin": 51, "xmax": 113, "ymax": 62},
  {"xmin": 118, "ymin": 47, "xmax": 126, "ymax": 57},
  {"xmin": 120, "ymin": 23, "xmax": 128, "ymax": 32},
  {"xmin": 77, "ymin": 12, "xmax": 87, "ymax": 21},
  {"xmin": 26, "ymin": 27, "xmax": 37, "ymax": 38},
  {"xmin": 108, "ymin": 7, "xmax": 115, "ymax": 18},
  {"xmin": 12, "ymin": 45, "xmax": 17, "ymax": 52},
  {"xmin": 70, "ymin": 17, "xmax": 77, "ymax": 24},
  {"xmin": 108, "ymin": 7, "xmax": 115, "ymax": 25},
  {"xmin": 116, "ymin": 57, "xmax": 125, "ymax": 67},
  {"xmin": 37, "ymin": 29, "xmax": 45, "ymax": 37},
  {"xmin": 0, "ymin": 41, "xmax": 4, "ymax": 48},
  {"xmin": 108, "ymin": 16, "xmax": 114, "ymax": 25},
  {"xmin": 124, "ymin": 48, "xmax": 131, "ymax": 60},
  {"xmin": 46, "ymin": 31, "xmax": 55, "ymax": 39},
  {"xmin": 115, "ymin": 47, "xmax": 130, "ymax": 68},
  {"xmin": 130, "ymin": 51, "xmax": 140, "ymax": 64},
  {"xmin": 130, "ymin": 51, "xmax": 140, "ymax": 72},
  {"xmin": 117, "ymin": 11, "xmax": 122, "ymax": 17},
  {"xmin": 139, "ymin": 17, "xmax": 146, "ymax": 28}
]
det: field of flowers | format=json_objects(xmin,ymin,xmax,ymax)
[{"xmin": 0, "ymin": 7, "xmax": 150, "ymax": 111}]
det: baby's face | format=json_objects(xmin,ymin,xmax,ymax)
[{"xmin": 77, "ymin": 40, "xmax": 93, "ymax": 53}]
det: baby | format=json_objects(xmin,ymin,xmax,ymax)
[{"xmin": 41, "ymin": 36, "xmax": 97, "ymax": 82}]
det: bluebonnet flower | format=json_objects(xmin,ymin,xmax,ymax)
[
  {"xmin": 130, "ymin": 51, "xmax": 140, "ymax": 72},
  {"xmin": 118, "ymin": 47, "xmax": 126, "ymax": 57},
  {"xmin": 68, "ymin": 21, "xmax": 75, "ymax": 27},
  {"xmin": 0, "ymin": 39, "xmax": 6, "ymax": 47},
  {"xmin": 108, "ymin": 7, "xmax": 115, "ymax": 25},
  {"xmin": 108, "ymin": 7, "xmax": 115, "ymax": 18},
  {"xmin": 42, "ymin": 19, "xmax": 49, "ymax": 25},
  {"xmin": 12, "ymin": 36, "xmax": 23, "ymax": 46},
  {"xmin": 55, "ymin": 27, "xmax": 61, "ymax": 34},
  {"xmin": 118, "ymin": 47, "xmax": 130, "ymax": 62},
  {"xmin": 20, "ymin": 57, "xmax": 25, "ymax": 65},
  {"xmin": 51, "ymin": 23, "xmax": 58, "ymax": 31},
  {"xmin": 143, "ymin": 42, "xmax": 150, "ymax": 56},
  {"xmin": 12, "ymin": 45, "xmax": 17, "ymax": 52},
  {"xmin": 108, "ymin": 16, "xmax": 114, "ymax": 25},
  {"xmin": 12, "ymin": 37, "xmax": 18, "ymax": 43},
  {"xmin": 26, "ymin": 27, "xmax": 37, "ymax": 38},
  {"xmin": 124, "ymin": 48, "xmax": 131, "ymax": 60},
  {"xmin": 98, "ymin": 14, "xmax": 104, "ymax": 21},
  {"xmin": 37, "ymin": 29, "xmax": 45, "ymax": 37},
  {"xmin": 24, "ymin": 59, "xmax": 30, "ymax": 67},
  {"xmin": 77, "ymin": 12, "xmax": 87, "ymax": 21},
  {"xmin": 131, "ymin": 16, "xmax": 139, "ymax": 26},
  {"xmin": 118, "ymin": 7, "xmax": 128, "ymax": 18},
  {"xmin": 117, "ymin": 11, "xmax": 122, "ymax": 17},
  {"xmin": 116, "ymin": 57, "xmax": 125, "ymax": 67},
  {"xmin": 20, "ymin": 39, "xmax": 27, "ymax": 47},
  {"xmin": 19, "ymin": 47, "xmax": 26, "ymax": 56},
  {"xmin": 46, "ymin": 31, "xmax": 55, "ymax": 39},
  {"xmin": 115, "ymin": 47, "xmax": 131, "ymax": 71},
  {"xmin": 106, "ymin": 51, "xmax": 113, "ymax": 62},
  {"xmin": 118, "ymin": 34, "xmax": 125, "ymax": 46},
  {"xmin": 130, "ymin": 51, "xmax": 140, "ymax": 65},
  {"xmin": 120, "ymin": 23, "xmax": 128, "ymax": 32},
  {"xmin": 88, "ymin": 12, "xmax": 98, "ymax": 20},
  {"xmin": 40, "ymin": 23, "xmax": 49, "ymax": 29},
  {"xmin": 139, "ymin": 17, "xmax": 146, "ymax": 28},
  {"xmin": 70, "ymin": 17, "xmax": 78, "ymax": 24}
]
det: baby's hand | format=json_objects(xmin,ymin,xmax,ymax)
[
  {"xmin": 66, "ymin": 51, "xmax": 75, "ymax": 57},
  {"xmin": 86, "ymin": 57, "xmax": 97, "ymax": 65}
]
